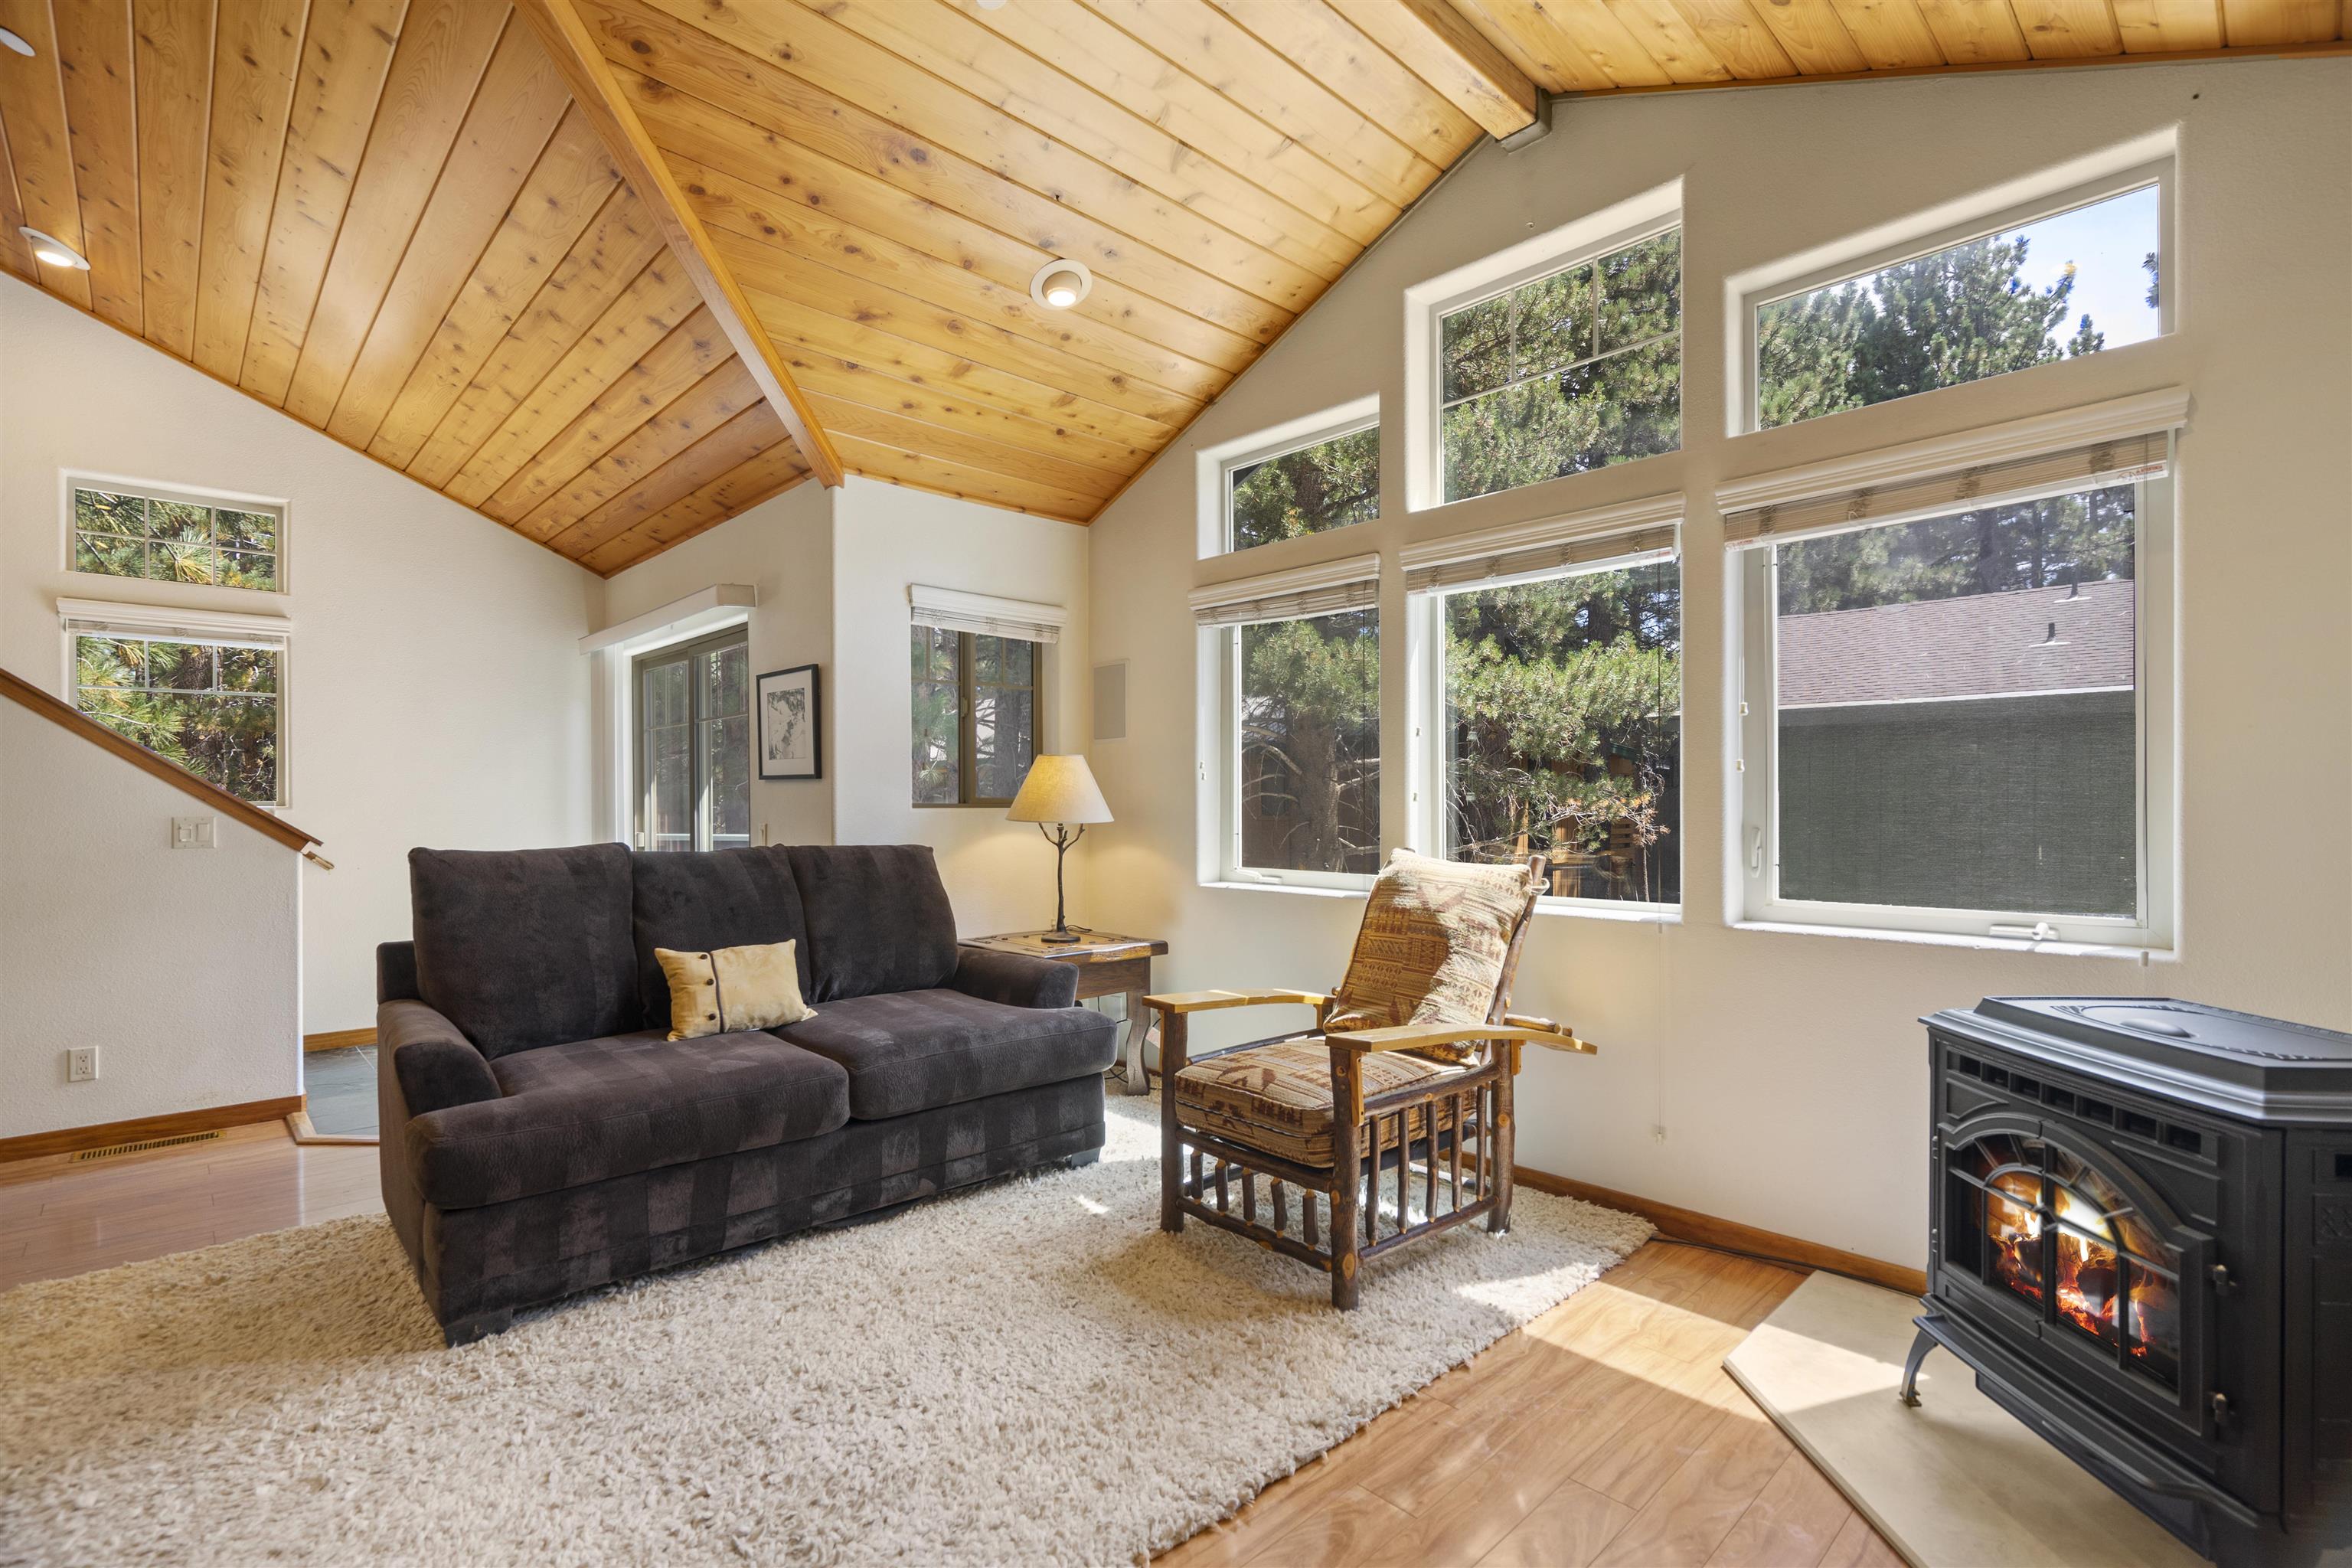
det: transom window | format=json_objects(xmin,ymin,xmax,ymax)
[
  {"xmin": 70, "ymin": 480, "xmax": 283, "ymax": 591},
  {"xmin": 633, "ymin": 628, "xmax": 750, "ymax": 853},
  {"xmin": 1437, "ymin": 226, "xmax": 1681, "ymax": 505},
  {"xmin": 1226, "ymin": 421, "xmax": 1379, "ymax": 553},
  {"xmin": 1752, "ymin": 174, "xmax": 2166, "ymax": 430},
  {"xmin": 911, "ymin": 629, "xmax": 1038, "ymax": 806},
  {"xmin": 75, "ymin": 631, "xmax": 283, "ymax": 804}
]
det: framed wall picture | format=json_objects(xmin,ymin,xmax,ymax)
[{"xmin": 756, "ymin": 664, "xmax": 822, "ymax": 780}]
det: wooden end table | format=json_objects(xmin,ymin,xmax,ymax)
[{"xmin": 959, "ymin": 930, "xmax": 1169, "ymax": 1095}]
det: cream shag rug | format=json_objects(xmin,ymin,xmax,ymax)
[{"xmin": 1, "ymin": 1096, "xmax": 1650, "ymax": 1568}]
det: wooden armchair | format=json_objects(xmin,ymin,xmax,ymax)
[{"xmin": 1143, "ymin": 852, "xmax": 1594, "ymax": 1309}]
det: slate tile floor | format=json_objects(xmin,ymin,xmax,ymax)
[{"xmin": 302, "ymin": 1047, "xmax": 377, "ymax": 1138}]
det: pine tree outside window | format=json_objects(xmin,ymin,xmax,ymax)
[{"xmin": 1748, "ymin": 169, "xmax": 2167, "ymax": 432}]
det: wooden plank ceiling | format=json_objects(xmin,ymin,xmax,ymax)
[{"xmin": 1, "ymin": 2, "xmax": 2341, "ymax": 576}]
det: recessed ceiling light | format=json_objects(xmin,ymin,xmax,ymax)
[
  {"xmin": 19, "ymin": 227, "xmax": 89, "ymax": 270},
  {"xmin": 1029, "ymin": 257, "xmax": 1092, "ymax": 310},
  {"xmin": 975, "ymin": 0, "xmax": 1007, "ymax": 9},
  {"xmin": 0, "ymin": 27, "xmax": 32, "ymax": 57}
]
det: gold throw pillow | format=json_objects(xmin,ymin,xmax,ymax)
[
  {"xmin": 654, "ymin": 940, "xmax": 815, "ymax": 1040},
  {"xmin": 1323, "ymin": 851, "xmax": 1537, "ymax": 1063}
]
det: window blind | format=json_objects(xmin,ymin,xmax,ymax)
[
  {"xmin": 907, "ymin": 584, "xmax": 1066, "ymax": 645},
  {"xmin": 57, "ymin": 597, "xmax": 292, "ymax": 650},
  {"xmin": 1400, "ymin": 494, "xmax": 1682, "ymax": 595},
  {"xmin": 1718, "ymin": 389, "xmax": 2187, "ymax": 548},
  {"xmin": 1189, "ymin": 552, "xmax": 1380, "ymax": 628}
]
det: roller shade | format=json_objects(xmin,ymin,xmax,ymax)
[
  {"xmin": 1401, "ymin": 494, "xmax": 1682, "ymax": 594},
  {"xmin": 1190, "ymin": 553, "xmax": 1380, "ymax": 628},
  {"xmin": 1720, "ymin": 389, "xmax": 2186, "ymax": 548},
  {"xmin": 57, "ymin": 596, "xmax": 291, "ymax": 650},
  {"xmin": 908, "ymin": 584, "xmax": 1066, "ymax": 645}
]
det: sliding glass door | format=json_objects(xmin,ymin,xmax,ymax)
[{"xmin": 633, "ymin": 629, "xmax": 750, "ymax": 853}]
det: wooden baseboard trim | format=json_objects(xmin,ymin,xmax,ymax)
[
  {"xmin": 303, "ymin": 1028, "xmax": 376, "ymax": 1053},
  {"xmin": 1516, "ymin": 1164, "xmax": 1926, "ymax": 1296},
  {"xmin": 0, "ymin": 1095, "xmax": 307, "ymax": 1163},
  {"xmin": 285, "ymin": 1109, "xmax": 378, "ymax": 1147}
]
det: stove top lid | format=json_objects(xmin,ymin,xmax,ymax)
[{"xmin": 1978, "ymin": 997, "xmax": 2352, "ymax": 1065}]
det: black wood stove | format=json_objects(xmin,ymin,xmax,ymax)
[{"xmin": 1910, "ymin": 997, "xmax": 2352, "ymax": 1566}]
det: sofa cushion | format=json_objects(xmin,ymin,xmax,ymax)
[
  {"xmin": 630, "ymin": 848, "xmax": 813, "ymax": 1031},
  {"xmin": 1174, "ymin": 1037, "xmax": 1469, "ymax": 1166},
  {"xmin": 405, "ymin": 1029, "xmax": 851, "ymax": 1210},
  {"xmin": 409, "ymin": 844, "xmax": 639, "ymax": 1058},
  {"xmin": 773, "ymin": 989, "xmax": 1116, "ymax": 1120},
  {"xmin": 784, "ymin": 844, "xmax": 959, "ymax": 1001}
]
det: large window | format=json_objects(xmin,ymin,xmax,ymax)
[
  {"xmin": 1753, "ymin": 176, "xmax": 2164, "ymax": 430},
  {"xmin": 1437, "ymin": 226, "xmax": 1681, "ymax": 505},
  {"xmin": 1738, "ymin": 470, "xmax": 2171, "ymax": 944},
  {"xmin": 633, "ymin": 628, "xmax": 749, "ymax": 852},
  {"xmin": 912, "ymin": 628, "xmax": 1037, "ymax": 806},
  {"xmin": 70, "ymin": 479, "xmax": 282, "ymax": 590},
  {"xmin": 1225, "ymin": 421, "xmax": 1380, "ymax": 554},
  {"xmin": 1429, "ymin": 560, "xmax": 1681, "ymax": 906},
  {"xmin": 75, "ymin": 631, "xmax": 283, "ymax": 804},
  {"xmin": 1216, "ymin": 607, "xmax": 1380, "ymax": 884}
]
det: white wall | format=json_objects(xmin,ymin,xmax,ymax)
[
  {"xmin": 831, "ymin": 477, "xmax": 1091, "ymax": 937},
  {"xmin": 1, "ymin": 704, "xmax": 301, "ymax": 1138},
  {"xmin": 0, "ymin": 277, "xmax": 599, "ymax": 1038},
  {"xmin": 1080, "ymin": 60, "xmax": 2352, "ymax": 1269},
  {"xmin": 595, "ymin": 480, "xmax": 835, "ymax": 848}
]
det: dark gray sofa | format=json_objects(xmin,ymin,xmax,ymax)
[{"xmin": 376, "ymin": 841, "xmax": 1116, "ymax": 1344}]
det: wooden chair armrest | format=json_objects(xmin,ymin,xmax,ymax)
[
  {"xmin": 1142, "ymin": 988, "xmax": 1331, "ymax": 1016},
  {"xmin": 1325, "ymin": 1021, "xmax": 1596, "ymax": 1055}
]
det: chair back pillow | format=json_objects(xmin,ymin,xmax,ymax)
[
  {"xmin": 1324, "ymin": 851, "xmax": 1539, "ymax": 1063},
  {"xmin": 409, "ymin": 844, "xmax": 639, "ymax": 1058},
  {"xmin": 785, "ymin": 844, "xmax": 959, "ymax": 1001},
  {"xmin": 629, "ymin": 848, "xmax": 812, "ymax": 1030}
]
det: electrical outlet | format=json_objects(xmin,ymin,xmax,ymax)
[
  {"xmin": 172, "ymin": 815, "xmax": 217, "ymax": 849},
  {"xmin": 68, "ymin": 1047, "xmax": 99, "ymax": 1083}
]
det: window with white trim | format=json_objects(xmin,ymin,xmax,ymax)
[
  {"xmin": 1432, "ymin": 224, "xmax": 1681, "ymax": 505},
  {"xmin": 64, "ymin": 603, "xmax": 289, "ymax": 805},
  {"xmin": 1195, "ymin": 558, "xmax": 1380, "ymax": 888},
  {"xmin": 1227, "ymin": 419, "xmax": 1378, "ymax": 554},
  {"xmin": 1731, "ymin": 407, "xmax": 2178, "ymax": 946},
  {"xmin": 1409, "ymin": 511, "xmax": 1683, "ymax": 909},
  {"xmin": 68, "ymin": 475, "xmax": 284, "ymax": 591},
  {"xmin": 1747, "ymin": 164, "xmax": 2168, "ymax": 432},
  {"xmin": 908, "ymin": 586, "xmax": 1062, "ymax": 807}
]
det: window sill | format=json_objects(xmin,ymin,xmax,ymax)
[
  {"xmin": 1731, "ymin": 919, "xmax": 2172, "ymax": 960},
  {"xmin": 1533, "ymin": 901, "xmax": 1681, "ymax": 924},
  {"xmin": 1199, "ymin": 879, "xmax": 1368, "ymax": 900}
]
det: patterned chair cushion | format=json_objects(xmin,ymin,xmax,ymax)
[
  {"xmin": 1174, "ymin": 1038, "xmax": 1468, "ymax": 1167},
  {"xmin": 1322, "ymin": 851, "xmax": 1539, "ymax": 1063}
]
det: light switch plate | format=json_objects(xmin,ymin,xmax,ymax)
[{"xmin": 172, "ymin": 815, "xmax": 217, "ymax": 849}]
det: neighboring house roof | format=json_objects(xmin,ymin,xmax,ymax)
[{"xmin": 1778, "ymin": 578, "xmax": 2135, "ymax": 708}]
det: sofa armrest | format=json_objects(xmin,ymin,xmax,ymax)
[
  {"xmin": 378, "ymin": 998, "xmax": 500, "ymax": 1117},
  {"xmin": 377, "ymin": 940, "xmax": 420, "ymax": 1004},
  {"xmin": 949, "ymin": 948, "xmax": 1080, "ymax": 1010}
]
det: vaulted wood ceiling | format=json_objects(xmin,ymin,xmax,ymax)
[{"xmin": 0, "ymin": 2, "xmax": 2339, "ymax": 576}]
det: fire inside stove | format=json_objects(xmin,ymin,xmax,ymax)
[{"xmin": 1957, "ymin": 1135, "xmax": 2182, "ymax": 1389}]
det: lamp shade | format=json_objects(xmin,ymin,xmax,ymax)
[{"xmin": 1006, "ymin": 754, "xmax": 1112, "ymax": 825}]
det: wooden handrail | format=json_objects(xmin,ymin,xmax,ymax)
[{"xmin": 0, "ymin": 665, "xmax": 322, "ymax": 855}]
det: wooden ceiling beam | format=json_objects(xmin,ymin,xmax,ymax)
[
  {"xmin": 514, "ymin": 0, "xmax": 843, "ymax": 488},
  {"xmin": 1335, "ymin": 0, "xmax": 1543, "ymax": 137}
]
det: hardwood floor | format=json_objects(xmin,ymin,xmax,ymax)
[
  {"xmin": 0, "ymin": 1132, "xmax": 1898, "ymax": 1567},
  {"xmin": 0, "ymin": 1121, "xmax": 381, "ymax": 1289}
]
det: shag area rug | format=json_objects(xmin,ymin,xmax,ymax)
[{"xmin": 1, "ymin": 1096, "xmax": 1650, "ymax": 1567}]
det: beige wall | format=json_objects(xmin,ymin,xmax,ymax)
[
  {"xmin": 0, "ymin": 278, "xmax": 599, "ymax": 1039},
  {"xmin": 831, "ymin": 477, "xmax": 1092, "ymax": 937},
  {"xmin": 595, "ymin": 480, "xmax": 836, "ymax": 851},
  {"xmin": 1079, "ymin": 60, "xmax": 2352, "ymax": 1269},
  {"xmin": 1, "ymin": 703, "xmax": 302, "ymax": 1138}
]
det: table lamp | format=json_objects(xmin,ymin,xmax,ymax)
[{"xmin": 1006, "ymin": 754, "xmax": 1112, "ymax": 943}]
